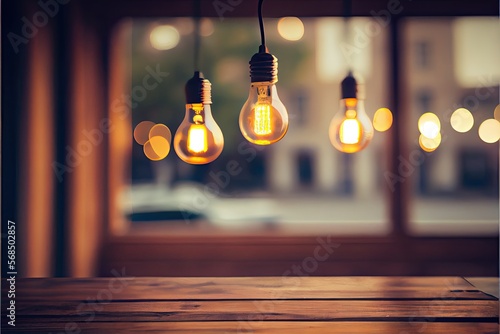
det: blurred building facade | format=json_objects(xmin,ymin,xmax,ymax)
[
  {"xmin": 268, "ymin": 18, "xmax": 388, "ymax": 197},
  {"xmin": 266, "ymin": 18, "xmax": 499, "ymax": 198},
  {"xmin": 404, "ymin": 18, "xmax": 499, "ymax": 197}
]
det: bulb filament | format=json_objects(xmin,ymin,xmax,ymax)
[
  {"xmin": 253, "ymin": 86, "xmax": 272, "ymax": 135},
  {"xmin": 188, "ymin": 125, "xmax": 208, "ymax": 153},
  {"xmin": 340, "ymin": 118, "xmax": 361, "ymax": 144},
  {"xmin": 254, "ymin": 103, "xmax": 272, "ymax": 135},
  {"xmin": 187, "ymin": 104, "xmax": 208, "ymax": 153}
]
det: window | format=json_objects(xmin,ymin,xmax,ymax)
[
  {"xmin": 290, "ymin": 87, "xmax": 310, "ymax": 127},
  {"xmin": 97, "ymin": 4, "xmax": 498, "ymax": 277},
  {"xmin": 296, "ymin": 150, "xmax": 315, "ymax": 188},
  {"xmin": 116, "ymin": 17, "xmax": 391, "ymax": 234},
  {"xmin": 416, "ymin": 89, "xmax": 433, "ymax": 112},
  {"xmin": 415, "ymin": 41, "xmax": 431, "ymax": 69},
  {"xmin": 110, "ymin": 16, "xmax": 499, "ymax": 237},
  {"xmin": 403, "ymin": 17, "xmax": 499, "ymax": 235}
]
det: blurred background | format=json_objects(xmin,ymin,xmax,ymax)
[{"xmin": 2, "ymin": 0, "xmax": 499, "ymax": 278}]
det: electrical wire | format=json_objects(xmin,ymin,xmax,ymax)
[
  {"xmin": 258, "ymin": 0, "xmax": 266, "ymax": 47},
  {"xmin": 343, "ymin": 0, "xmax": 353, "ymax": 71},
  {"xmin": 193, "ymin": 0, "xmax": 201, "ymax": 71},
  {"xmin": 343, "ymin": 0, "xmax": 352, "ymax": 18},
  {"xmin": 342, "ymin": 0, "xmax": 352, "ymax": 43}
]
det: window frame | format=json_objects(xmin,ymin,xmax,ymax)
[
  {"xmin": 102, "ymin": 0, "xmax": 498, "ymax": 238},
  {"xmin": 95, "ymin": 0, "xmax": 499, "ymax": 277}
]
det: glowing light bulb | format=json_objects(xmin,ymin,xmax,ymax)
[
  {"xmin": 239, "ymin": 47, "xmax": 288, "ymax": 145},
  {"xmin": 329, "ymin": 75, "xmax": 373, "ymax": 153},
  {"xmin": 240, "ymin": 84, "xmax": 288, "ymax": 144},
  {"xmin": 174, "ymin": 72, "xmax": 224, "ymax": 164}
]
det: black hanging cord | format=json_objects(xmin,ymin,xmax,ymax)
[
  {"xmin": 342, "ymin": 0, "xmax": 352, "ymax": 42},
  {"xmin": 249, "ymin": 0, "xmax": 277, "ymax": 83},
  {"xmin": 193, "ymin": 0, "xmax": 201, "ymax": 71},
  {"xmin": 258, "ymin": 0, "xmax": 266, "ymax": 49},
  {"xmin": 342, "ymin": 0, "xmax": 352, "ymax": 72},
  {"xmin": 343, "ymin": 0, "xmax": 352, "ymax": 18}
]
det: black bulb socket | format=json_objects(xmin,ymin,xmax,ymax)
[
  {"xmin": 249, "ymin": 45, "xmax": 278, "ymax": 84},
  {"xmin": 341, "ymin": 73, "xmax": 357, "ymax": 99},
  {"xmin": 185, "ymin": 71, "xmax": 212, "ymax": 104}
]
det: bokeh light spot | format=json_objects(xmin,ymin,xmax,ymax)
[
  {"xmin": 419, "ymin": 133, "xmax": 442, "ymax": 152},
  {"xmin": 418, "ymin": 112, "xmax": 441, "ymax": 139},
  {"xmin": 200, "ymin": 18, "xmax": 215, "ymax": 37},
  {"xmin": 373, "ymin": 108, "xmax": 393, "ymax": 132},
  {"xmin": 144, "ymin": 136, "xmax": 170, "ymax": 161},
  {"xmin": 134, "ymin": 121, "xmax": 156, "ymax": 145},
  {"xmin": 150, "ymin": 25, "xmax": 180, "ymax": 50},
  {"xmin": 494, "ymin": 104, "xmax": 500, "ymax": 122},
  {"xmin": 149, "ymin": 123, "xmax": 172, "ymax": 145},
  {"xmin": 450, "ymin": 108, "xmax": 474, "ymax": 133},
  {"xmin": 478, "ymin": 118, "xmax": 500, "ymax": 143},
  {"xmin": 277, "ymin": 17, "xmax": 305, "ymax": 41}
]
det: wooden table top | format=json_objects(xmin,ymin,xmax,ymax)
[{"xmin": 2, "ymin": 277, "xmax": 498, "ymax": 333}]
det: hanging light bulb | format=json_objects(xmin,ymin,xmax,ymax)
[
  {"xmin": 239, "ymin": 0, "xmax": 289, "ymax": 145},
  {"xmin": 329, "ymin": 74, "xmax": 374, "ymax": 153},
  {"xmin": 239, "ymin": 47, "xmax": 288, "ymax": 145},
  {"xmin": 173, "ymin": 71, "xmax": 224, "ymax": 164}
]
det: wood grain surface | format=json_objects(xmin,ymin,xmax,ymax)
[
  {"xmin": 7, "ymin": 322, "xmax": 500, "ymax": 334},
  {"xmin": 2, "ymin": 277, "xmax": 498, "ymax": 333}
]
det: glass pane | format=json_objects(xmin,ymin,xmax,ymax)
[
  {"xmin": 402, "ymin": 17, "xmax": 499, "ymax": 235},
  {"xmin": 117, "ymin": 17, "xmax": 391, "ymax": 235}
]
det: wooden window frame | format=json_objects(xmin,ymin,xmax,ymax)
[{"xmin": 92, "ymin": 0, "xmax": 499, "ymax": 276}]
